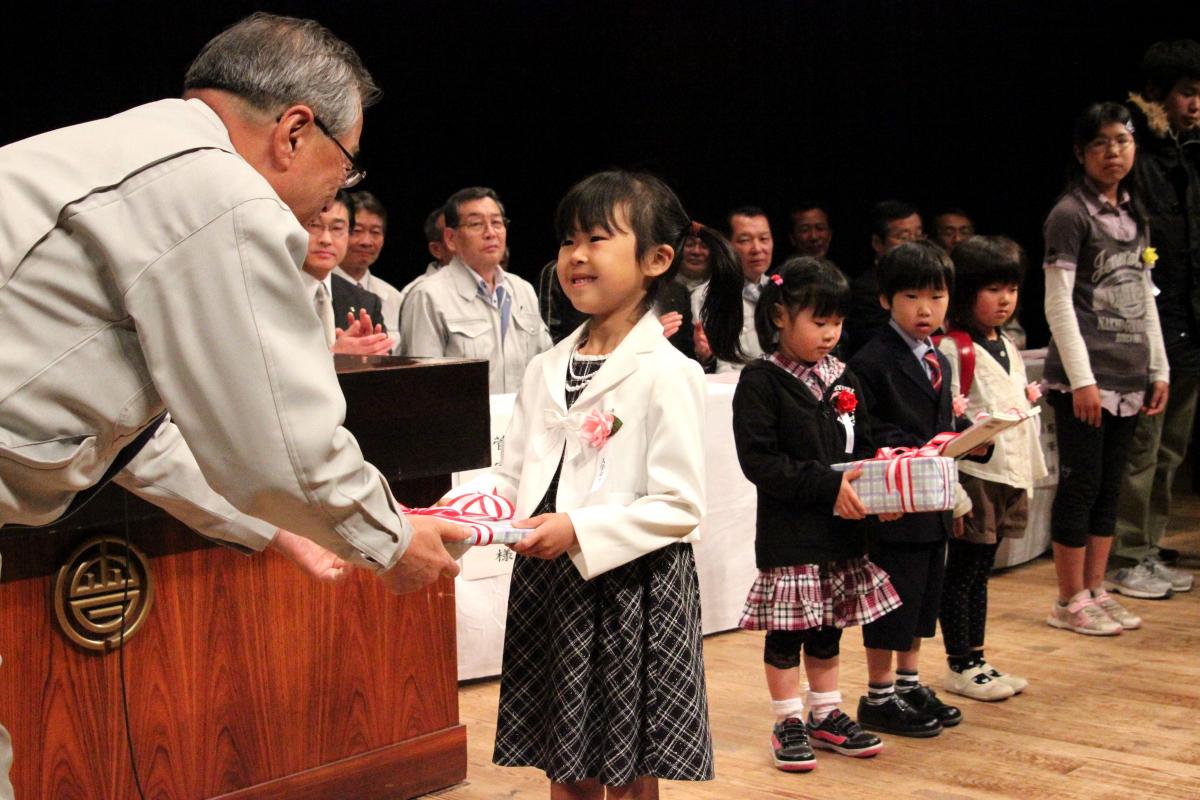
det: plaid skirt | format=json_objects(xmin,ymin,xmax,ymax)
[
  {"xmin": 494, "ymin": 542, "xmax": 714, "ymax": 786},
  {"xmin": 739, "ymin": 556, "xmax": 902, "ymax": 631}
]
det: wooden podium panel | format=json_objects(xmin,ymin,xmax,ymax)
[{"xmin": 0, "ymin": 357, "xmax": 490, "ymax": 800}]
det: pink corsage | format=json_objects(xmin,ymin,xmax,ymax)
[
  {"xmin": 952, "ymin": 393, "xmax": 969, "ymax": 417},
  {"xmin": 832, "ymin": 388, "xmax": 857, "ymax": 415},
  {"xmin": 770, "ymin": 273, "xmax": 783, "ymax": 286},
  {"xmin": 1025, "ymin": 382, "xmax": 1043, "ymax": 404},
  {"xmin": 580, "ymin": 409, "xmax": 623, "ymax": 450}
]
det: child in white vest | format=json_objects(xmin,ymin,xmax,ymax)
[{"xmin": 937, "ymin": 236, "xmax": 1047, "ymax": 700}]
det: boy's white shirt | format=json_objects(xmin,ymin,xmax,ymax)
[
  {"xmin": 455, "ymin": 311, "xmax": 707, "ymax": 580},
  {"xmin": 939, "ymin": 332, "xmax": 1049, "ymax": 492}
]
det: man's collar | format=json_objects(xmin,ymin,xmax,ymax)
[
  {"xmin": 301, "ymin": 269, "xmax": 333, "ymax": 296},
  {"xmin": 333, "ymin": 265, "xmax": 370, "ymax": 287}
]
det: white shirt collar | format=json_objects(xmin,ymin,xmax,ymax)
[{"xmin": 301, "ymin": 270, "xmax": 333, "ymax": 299}]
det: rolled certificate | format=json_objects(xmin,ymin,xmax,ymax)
[{"xmin": 402, "ymin": 492, "xmax": 524, "ymax": 546}]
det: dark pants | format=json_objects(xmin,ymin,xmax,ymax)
[{"xmin": 1048, "ymin": 392, "xmax": 1139, "ymax": 547}]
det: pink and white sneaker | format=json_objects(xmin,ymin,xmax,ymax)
[{"xmin": 1046, "ymin": 595, "xmax": 1121, "ymax": 636}]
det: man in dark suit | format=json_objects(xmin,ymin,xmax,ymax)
[
  {"xmin": 301, "ymin": 190, "xmax": 391, "ymax": 355},
  {"xmin": 848, "ymin": 240, "xmax": 975, "ymax": 740},
  {"xmin": 844, "ymin": 200, "xmax": 924, "ymax": 357}
]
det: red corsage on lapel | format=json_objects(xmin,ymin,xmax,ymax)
[
  {"xmin": 831, "ymin": 385, "xmax": 857, "ymax": 454},
  {"xmin": 832, "ymin": 387, "xmax": 858, "ymax": 415}
]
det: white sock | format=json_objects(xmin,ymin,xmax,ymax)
[
  {"xmin": 771, "ymin": 697, "xmax": 805, "ymax": 722},
  {"xmin": 806, "ymin": 690, "xmax": 842, "ymax": 723}
]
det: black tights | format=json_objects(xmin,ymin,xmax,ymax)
[
  {"xmin": 939, "ymin": 537, "xmax": 1001, "ymax": 656},
  {"xmin": 764, "ymin": 627, "xmax": 842, "ymax": 668}
]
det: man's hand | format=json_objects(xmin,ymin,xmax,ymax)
[
  {"xmin": 269, "ymin": 528, "xmax": 354, "ymax": 582},
  {"xmin": 511, "ymin": 512, "xmax": 577, "ymax": 560},
  {"xmin": 878, "ymin": 512, "xmax": 904, "ymax": 522},
  {"xmin": 377, "ymin": 514, "xmax": 463, "ymax": 594},
  {"xmin": 332, "ymin": 308, "xmax": 391, "ymax": 355},
  {"xmin": 693, "ymin": 321, "xmax": 713, "ymax": 362},
  {"xmin": 659, "ymin": 311, "xmax": 684, "ymax": 339}
]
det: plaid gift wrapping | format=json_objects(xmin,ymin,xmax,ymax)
[
  {"xmin": 832, "ymin": 450, "xmax": 958, "ymax": 514},
  {"xmin": 739, "ymin": 557, "xmax": 902, "ymax": 631}
]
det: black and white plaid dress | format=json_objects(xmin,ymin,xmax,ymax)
[{"xmin": 493, "ymin": 349, "xmax": 714, "ymax": 786}]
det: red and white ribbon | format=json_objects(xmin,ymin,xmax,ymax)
[
  {"xmin": 400, "ymin": 492, "xmax": 523, "ymax": 545},
  {"xmin": 863, "ymin": 432, "xmax": 957, "ymax": 512}
]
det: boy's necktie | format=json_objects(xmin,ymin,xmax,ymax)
[{"xmin": 923, "ymin": 348, "xmax": 942, "ymax": 392}]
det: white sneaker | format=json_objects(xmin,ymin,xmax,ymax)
[
  {"xmin": 1046, "ymin": 596, "xmax": 1122, "ymax": 636},
  {"xmin": 943, "ymin": 665, "xmax": 1014, "ymax": 701},
  {"xmin": 1092, "ymin": 590, "xmax": 1142, "ymax": 630},
  {"xmin": 1103, "ymin": 563, "xmax": 1172, "ymax": 599},
  {"xmin": 978, "ymin": 661, "xmax": 1028, "ymax": 694},
  {"xmin": 1143, "ymin": 556, "xmax": 1194, "ymax": 593}
]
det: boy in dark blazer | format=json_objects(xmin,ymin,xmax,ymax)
[{"xmin": 848, "ymin": 241, "xmax": 976, "ymax": 738}]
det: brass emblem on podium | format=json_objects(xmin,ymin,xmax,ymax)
[{"xmin": 53, "ymin": 536, "xmax": 155, "ymax": 651}]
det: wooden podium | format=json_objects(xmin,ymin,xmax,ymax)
[{"xmin": 0, "ymin": 356, "xmax": 490, "ymax": 800}]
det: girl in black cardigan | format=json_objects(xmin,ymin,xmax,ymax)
[{"xmin": 732, "ymin": 257, "xmax": 902, "ymax": 773}]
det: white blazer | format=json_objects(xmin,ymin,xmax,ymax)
[{"xmin": 458, "ymin": 311, "xmax": 707, "ymax": 579}]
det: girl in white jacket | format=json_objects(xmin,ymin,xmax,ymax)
[
  {"xmin": 937, "ymin": 236, "xmax": 1047, "ymax": 701},
  {"xmin": 456, "ymin": 171, "xmax": 732, "ymax": 798}
]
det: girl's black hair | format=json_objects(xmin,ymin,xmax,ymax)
[
  {"xmin": 754, "ymin": 257, "xmax": 850, "ymax": 354},
  {"xmin": 697, "ymin": 228, "xmax": 749, "ymax": 364},
  {"xmin": 555, "ymin": 170, "xmax": 691, "ymax": 315},
  {"xmin": 1065, "ymin": 102, "xmax": 1148, "ymax": 229},
  {"xmin": 876, "ymin": 240, "xmax": 954, "ymax": 300},
  {"xmin": 947, "ymin": 236, "xmax": 1026, "ymax": 336}
]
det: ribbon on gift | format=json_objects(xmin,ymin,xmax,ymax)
[
  {"xmin": 400, "ymin": 492, "xmax": 524, "ymax": 545},
  {"xmin": 866, "ymin": 432, "xmax": 958, "ymax": 512}
]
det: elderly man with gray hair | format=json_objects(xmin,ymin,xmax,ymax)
[{"xmin": 0, "ymin": 14, "xmax": 464, "ymax": 795}]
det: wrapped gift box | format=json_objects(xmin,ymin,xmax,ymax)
[{"xmin": 832, "ymin": 454, "xmax": 957, "ymax": 514}]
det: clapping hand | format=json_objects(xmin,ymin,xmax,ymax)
[{"xmin": 332, "ymin": 308, "xmax": 392, "ymax": 356}]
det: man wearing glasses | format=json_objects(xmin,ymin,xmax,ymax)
[
  {"xmin": 400, "ymin": 187, "xmax": 552, "ymax": 394},
  {"xmin": 0, "ymin": 15, "xmax": 466, "ymax": 788}
]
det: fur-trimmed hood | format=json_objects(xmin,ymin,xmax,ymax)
[{"xmin": 1127, "ymin": 91, "xmax": 1172, "ymax": 139}]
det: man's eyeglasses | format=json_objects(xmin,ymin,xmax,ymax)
[
  {"xmin": 459, "ymin": 217, "xmax": 510, "ymax": 234},
  {"xmin": 313, "ymin": 117, "xmax": 367, "ymax": 188}
]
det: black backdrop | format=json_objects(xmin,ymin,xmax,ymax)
[{"xmin": 6, "ymin": 1, "xmax": 1194, "ymax": 345}]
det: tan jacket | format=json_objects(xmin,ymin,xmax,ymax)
[
  {"xmin": 399, "ymin": 258, "xmax": 551, "ymax": 393},
  {"xmin": 0, "ymin": 98, "xmax": 409, "ymax": 568}
]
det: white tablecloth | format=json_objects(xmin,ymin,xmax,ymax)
[{"xmin": 455, "ymin": 366, "xmax": 1056, "ymax": 680}]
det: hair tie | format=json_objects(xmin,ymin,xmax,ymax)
[
  {"xmin": 770, "ymin": 274, "xmax": 783, "ymax": 286},
  {"xmin": 690, "ymin": 220, "xmax": 704, "ymax": 236}
]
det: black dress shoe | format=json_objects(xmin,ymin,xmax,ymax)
[
  {"xmin": 1157, "ymin": 547, "xmax": 1180, "ymax": 564},
  {"xmin": 856, "ymin": 694, "xmax": 942, "ymax": 738},
  {"xmin": 898, "ymin": 684, "xmax": 963, "ymax": 727}
]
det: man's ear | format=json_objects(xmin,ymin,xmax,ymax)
[
  {"xmin": 878, "ymin": 293, "xmax": 891, "ymax": 311},
  {"xmin": 870, "ymin": 234, "xmax": 885, "ymax": 257},
  {"xmin": 270, "ymin": 104, "xmax": 316, "ymax": 171},
  {"xmin": 643, "ymin": 243, "xmax": 675, "ymax": 278},
  {"xmin": 443, "ymin": 226, "xmax": 459, "ymax": 255}
]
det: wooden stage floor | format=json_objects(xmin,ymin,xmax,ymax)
[{"xmin": 432, "ymin": 510, "xmax": 1200, "ymax": 799}]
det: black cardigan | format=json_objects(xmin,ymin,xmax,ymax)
[
  {"xmin": 732, "ymin": 359, "xmax": 877, "ymax": 568},
  {"xmin": 848, "ymin": 325, "xmax": 973, "ymax": 544}
]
